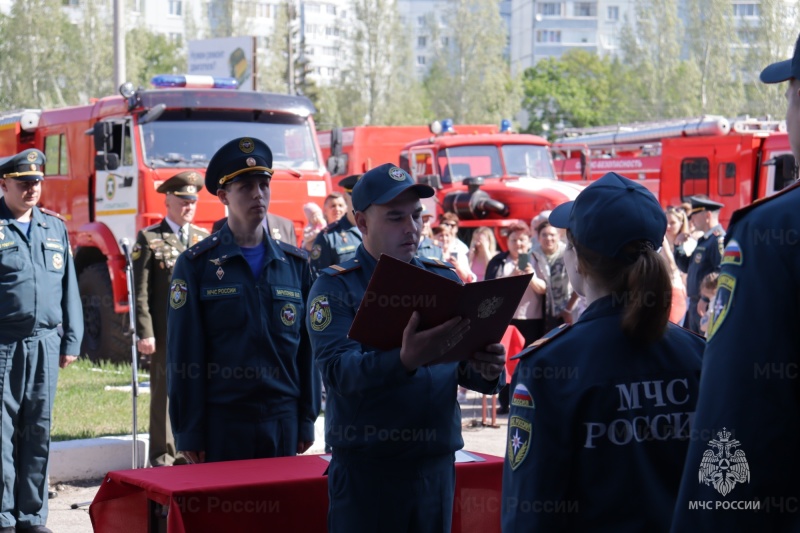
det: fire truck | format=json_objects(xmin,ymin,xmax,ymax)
[
  {"xmin": 319, "ymin": 123, "xmax": 499, "ymax": 191},
  {"xmin": 396, "ymin": 120, "xmax": 583, "ymax": 247},
  {"xmin": 0, "ymin": 75, "xmax": 331, "ymax": 363},
  {"xmin": 551, "ymin": 115, "xmax": 795, "ymax": 226}
]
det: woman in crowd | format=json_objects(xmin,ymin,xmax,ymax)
[
  {"xmin": 502, "ymin": 173, "xmax": 704, "ymax": 532},
  {"xmin": 437, "ymin": 222, "xmax": 476, "ymax": 283},
  {"xmin": 662, "ymin": 206, "xmax": 690, "ymax": 324},
  {"xmin": 468, "ymin": 227, "xmax": 499, "ymax": 281},
  {"xmin": 534, "ymin": 221, "xmax": 578, "ymax": 332}
]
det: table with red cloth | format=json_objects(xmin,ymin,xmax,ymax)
[{"xmin": 89, "ymin": 452, "xmax": 503, "ymax": 533}]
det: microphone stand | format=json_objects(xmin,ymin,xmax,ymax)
[{"xmin": 119, "ymin": 239, "xmax": 140, "ymax": 469}]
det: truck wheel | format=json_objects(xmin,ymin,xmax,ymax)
[{"xmin": 79, "ymin": 263, "xmax": 131, "ymax": 364}]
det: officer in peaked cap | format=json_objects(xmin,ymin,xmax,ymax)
[
  {"xmin": 307, "ymin": 162, "xmax": 506, "ymax": 532},
  {"xmin": 502, "ymin": 173, "xmax": 703, "ymax": 532},
  {"xmin": 0, "ymin": 149, "xmax": 83, "ymax": 531},
  {"xmin": 167, "ymin": 137, "xmax": 319, "ymax": 465},
  {"xmin": 309, "ymin": 174, "xmax": 363, "ymax": 278},
  {"xmin": 673, "ymin": 194, "xmax": 726, "ymax": 333},
  {"xmin": 672, "ymin": 32, "xmax": 800, "ymax": 531},
  {"xmin": 132, "ymin": 170, "xmax": 208, "ymax": 468}
]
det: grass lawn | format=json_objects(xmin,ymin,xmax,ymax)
[{"xmin": 52, "ymin": 358, "xmax": 150, "ymax": 442}]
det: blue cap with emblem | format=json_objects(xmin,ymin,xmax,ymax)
[
  {"xmin": 549, "ymin": 172, "xmax": 666, "ymax": 259},
  {"xmin": 0, "ymin": 149, "xmax": 46, "ymax": 182},
  {"xmin": 205, "ymin": 137, "xmax": 273, "ymax": 195},
  {"xmin": 351, "ymin": 163, "xmax": 434, "ymax": 212},
  {"xmin": 760, "ymin": 33, "xmax": 800, "ymax": 84}
]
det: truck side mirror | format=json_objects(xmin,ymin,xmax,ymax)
[
  {"xmin": 419, "ymin": 174, "xmax": 442, "ymax": 189},
  {"xmin": 95, "ymin": 153, "xmax": 120, "ymax": 172},
  {"xmin": 330, "ymin": 127, "xmax": 343, "ymax": 156},
  {"xmin": 777, "ymin": 153, "xmax": 798, "ymax": 190},
  {"xmin": 327, "ymin": 154, "xmax": 347, "ymax": 176},
  {"xmin": 93, "ymin": 122, "xmax": 113, "ymax": 152}
]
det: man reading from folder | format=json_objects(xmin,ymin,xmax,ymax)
[{"xmin": 307, "ymin": 163, "xmax": 505, "ymax": 533}]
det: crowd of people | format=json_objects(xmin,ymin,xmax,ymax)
[{"xmin": 1, "ymin": 33, "xmax": 798, "ymax": 533}]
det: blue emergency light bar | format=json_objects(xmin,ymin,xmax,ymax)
[
  {"xmin": 150, "ymin": 75, "xmax": 238, "ymax": 90},
  {"xmin": 500, "ymin": 119, "xmax": 513, "ymax": 133}
]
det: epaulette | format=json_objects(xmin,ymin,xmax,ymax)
[
  {"xmin": 142, "ymin": 222, "xmax": 161, "ymax": 233},
  {"xmin": 420, "ymin": 257, "xmax": 455, "ymax": 269},
  {"xmin": 190, "ymin": 223, "xmax": 210, "ymax": 235},
  {"xmin": 321, "ymin": 220, "xmax": 341, "ymax": 235},
  {"xmin": 321, "ymin": 258, "xmax": 362, "ymax": 276},
  {"xmin": 185, "ymin": 231, "xmax": 221, "ymax": 260},
  {"xmin": 511, "ymin": 323, "xmax": 572, "ymax": 360},
  {"xmin": 39, "ymin": 207, "xmax": 66, "ymax": 222},
  {"xmin": 278, "ymin": 240, "xmax": 308, "ymax": 261},
  {"xmin": 730, "ymin": 179, "xmax": 800, "ymax": 226}
]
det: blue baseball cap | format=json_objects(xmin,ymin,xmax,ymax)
[
  {"xmin": 351, "ymin": 163, "xmax": 434, "ymax": 212},
  {"xmin": 205, "ymin": 137, "xmax": 273, "ymax": 195},
  {"xmin": 0, "ymin": 149, "xmax": 46, "ymax": 182},
  {"xmin": 549, "ymin": 172, "xmax": 666, "ymax": 259},
  {"xmin": 760, "ymin": 33, "xmax": 800, "ymax": 83}
]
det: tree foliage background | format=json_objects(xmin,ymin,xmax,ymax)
[{"xmin": 0, "ymin": 0, "xmax": 797, "ymax": 133}]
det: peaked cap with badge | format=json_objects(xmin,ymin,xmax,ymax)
[
  {"xmin": 0, "ymin": 149, "xmax": 46, "ymax": 182},
  {"xmin": 688, "ymin": 195, "xmax": 724, "ymax": 215},
  {"xmin": 338, "ymin": 174, "xmax": 361, "ymax": 194},
  {"xmin": 351, "ymin": 163, "xmax": 434, "ymax": 212},
  {"xmin": 205, "ymin": 137, "xmax": 273, "ymax": 195},
  {"xmin": 156, "ymin": 171, "xmax": 204, "ymax": 200}
]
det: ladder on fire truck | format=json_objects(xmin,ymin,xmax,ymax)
[{"xmin": 552, "ymin": 115, "xmax": 786, "ymax": 157}]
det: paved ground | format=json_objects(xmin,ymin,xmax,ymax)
[{"xmin": 47, "ymin": 390, "xmax": 509, "ymax": 532}]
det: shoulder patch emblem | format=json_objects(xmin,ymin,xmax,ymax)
[
  {"xmin": 309, "ymin": 295, "xmax": 332, "ymax": 331},
  {"xmin": 281, "ymin": 303, "xmax": 297, "ymax": 326},
  {"xmin": 721, "ymin": 239, "xmax": 742, "ymax": 267},
  {"xmin": 507, "ymin": 415, "xmax": 532, "ymax": 470},
  {"xmin": 131, "ymin": 242, "xmax": 142, "ymax": 261},
  {"xmin": 169, "ymin": 279, "xmax": 188, "ymax": 309},
  {"xmin": 311, "ymin": 244, "xmax": 322, "ymax": 260},
  {"xmin": 511, "ymin": 383, "xmax": 534, "ymax": 409},
  {"xmin": 707, "ymin": 273, "xmax": 735, "ymax": 341}
]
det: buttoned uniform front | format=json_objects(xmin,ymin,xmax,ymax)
[
  {"xmin": 0, "ymin": 200, "xmax": 82, "ymax": 529},
  {"xmin": 674, "ymin": 226, "xmax": 725, "ymax": 333},
  {"xmin": 167, "ymin": 223, "xmax": 319, "ymax": 462},
  {"xmin": 671, "ymin": 181, "xmax": 800, "ymax": 530},
  {"xmin": 309, "ymin": 216, "xmax": 362, "ymax": 278},
  {"xmin": 132, "ymin": 219, "xmax": 208, "ymax": 467},
  {"xmin": 308, "ymin": 245, "xmax": 502, "ymax": 533},
  {"xmin": 501, "ymin": 296, "xmax": 703, "ymax": 532}
]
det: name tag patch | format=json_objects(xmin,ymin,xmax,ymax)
[
  {"xmin": 273, "ymin": 286, "xmax": 302, "ymax": 301},
  {"xmin": 201, "ymin": 284, "xmax": 242, "ymax": 299}
]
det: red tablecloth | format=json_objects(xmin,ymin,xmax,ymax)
[{"xmin": 89, "ymin": 452, "xmax": 502, "ymax": 533}]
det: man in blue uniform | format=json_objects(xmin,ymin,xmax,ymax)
[
  {"xmin": 0, "ymin": 149, "xmax": 83, "ymax": 533},
  {"xmin": 307, "ymin": 163, "xmax": 506, "ymax": 533},
  {"xmin": 673, "ymin": 195, "xmax": 725, "ymax": 333},
  {"xmin": 167, "ymin": 137, "xmax": 319, "ymax": 464},
  {"xmin": 309, "ymin": 174, "xmax": 362, "ymax": 278},
  {"xmin": 672, "ymin": 34, "xmax": 800, "ymax": 530}
]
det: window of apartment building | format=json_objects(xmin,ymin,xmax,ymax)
[
  {"xmin": 607, "ymin": 5, "xmax": 619, "ymax": 20},
  {"xmin": 538, "ymin": 3, "xmax": 562, "ymax": 16},
  {"xmin": 737, "ymin": 28, "xmax": 756, "ymax": 43},
  {"xmin": 306, "ymin": 47, "xmax": 315, "ymax": 56},
  {"xmin": 323, "ymin": 46, "xmax": 337, "ymax": 56},
  {"xmin": 132, "ymin": 0, "xmax": 143, "ymax": 12},
  {"xmin": 256, "ymin": 3, "xmax": 270, "ymax": 17},
  {"xmin": 417, "ymin": 56, "xmax": 427, "ymax": 65},
  {"xmin": 62, "ymin": 0, "xmax": 80, "ymax": 6},
  {"xmin": 536, "ymin": 30, "xmax": 561, "ymax": 43},
  {"xmin": 573, "ymin": 2, "xmax": 596, "ymax": 17},
  {"xmin": 169, "ymin": 32, "xmax": 182, "ymax": 45},
  {"xmin": 326, "ymin": 4, "xmax": 336, "ymax": 14},
  {"xmin": 417, "ymin": 16, "xmax": 425, "ymax": 26},
  {"xmin": 306, "ymin": 2, "xmax": 321, "ymax": 13},
  {"xmin": 305, "ymin": 24, "xmax": 318, "ymax": 34},
  {"xmin": 733, "ymin": 3, "xmax": 759, "ymax": 17},
  {"xmin": 168, "ymin": 0, "xmax": 182, "ymax": 16},
  {"xmin": 340, "ymin": 9, "xmax": 347, "ymax": 18},
  {"xmin": 418, "ymin": 36, "xmax": 427, "ymax": 48},
  {"xmin": 441, "ymin": 36, "xmax": 449, "ymax": 46}
]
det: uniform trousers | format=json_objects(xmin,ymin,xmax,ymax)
[
  {"xmin": 204, "ymin": 407, "xmax": 299, "ymax": 463},
  {"xmin": 0, "ymin": 330, "xmax": 59, "ymax": 528},
  {"xmin": 327, "ymin": 451, "xmax": 455, "ymax": 533}
]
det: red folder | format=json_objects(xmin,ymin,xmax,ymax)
[{"xmin": 348, "ymin": 254, "xmax": 532, "ymax": 362}]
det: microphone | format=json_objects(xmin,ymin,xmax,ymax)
[{"xmin": 119, "ymin": 238, "xmax": 131, "ymax": 257}]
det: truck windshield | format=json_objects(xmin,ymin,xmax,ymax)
[
  {"xmin": 437, "ymin": 144, "xmax": 555, "ymax": 182},
  {"xmin": 141, "ymin": 111, "xmax": 320, "ymax": 170}
]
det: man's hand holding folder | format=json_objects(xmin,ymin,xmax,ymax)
[{"xmin": 349, "ymin": 254, "xmax": 532, "ymax": 365}]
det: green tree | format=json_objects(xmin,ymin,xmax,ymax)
[
  {"xmin": 424, "ymin": 0, "xmax": 519, "ymax": 124},
  {"xmin": 126, "ymin": 28, "xmax": 186, "ymax": 89},
  {"xmin": 0, "ymin": 0, "xmax": 82, "ymax": 108},
  {"xmin": 685, "ymin": 0, "xmax": 744, "ymax": 114}
]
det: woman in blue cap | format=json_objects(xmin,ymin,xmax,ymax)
[{"xmin": 501, "ymin": 172, "xmax": 704, "ymax": 532}]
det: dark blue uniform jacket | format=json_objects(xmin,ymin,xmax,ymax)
[
  {"xmin": 502, "ymin": 295, "xmax": 703, "ymax": 532},
  {"xmin": 307, "ymin": 245, "xmax": 501, "ymax": 462}
]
